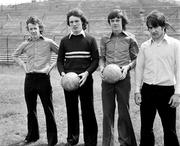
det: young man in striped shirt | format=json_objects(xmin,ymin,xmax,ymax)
[{"xmin": 57, "ymin": 8, "xmax": 99, "ymax": 146}]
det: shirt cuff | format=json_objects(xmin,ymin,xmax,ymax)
[
  {"xmin": 175, "ymin": 86, "xmax": 180, "ymax": 95},
  {"xmin": 135, "ymin": 86, "xmax": 141, "ymax": 93}
]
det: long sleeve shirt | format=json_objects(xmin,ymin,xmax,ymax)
[
  {"xmin": 135, "ymin": 34, "xmax": 180, "ymax": 94},
  {"xmin": 99, "ymin": 31, "xmax": 139, "ymax": 68},
  {"xmin": 57, "ymin": 32, "xmax": 99, "ymax": 75},
  {"xmin": 12, "ymin": 36, "xmax": 59, "ymax": 74}
]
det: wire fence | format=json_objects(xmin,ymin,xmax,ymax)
[
  {"xmin": 0, "ymin": 34, "xmax": 62, "ymax": 65},
  {"xmin": 0, "ymin": 32, "xmax": 180, "ymax": 65}
]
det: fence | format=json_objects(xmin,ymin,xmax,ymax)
[
  {"xmin": 0, "ymin": 34, "xmax": 63, "ymax": 65},
  {"xmin": 0, "ymin": 32, "xmax": 180, "ymax": 65}
]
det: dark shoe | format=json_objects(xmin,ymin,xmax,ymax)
[
  {"xmin": 48, "ymin": 142, "xmax": 57, "ymax": 146},
  {"xmin": 66, "ymin": 136, "xmax": 78, "ymax": 146},
  {"xmin": 65, "ymin": 141, "xmax": 78, "ymax": 146},
  {"xmin": 48, "ymin": 141, "xmax": 57, "ymax": 146},
  {"xmin": 65, "ymin": 143, "xmax": 71, "ymax": 146},
  {"xmin": 65, "ymin": 142, "xmax": 72, "ymax": 146},
  {"xmin": 48, "ymin": 143, "xmax": 56, "ymax": 146}
]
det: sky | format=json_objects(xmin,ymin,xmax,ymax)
[
  {"xmin": 0, "ymin": 0, "xmax": 179, "ymax": 5},
  {"xmin": 0, "ymin": 0, "xmax": 42, "ymax": 5}
]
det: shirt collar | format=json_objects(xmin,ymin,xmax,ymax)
[
  {"xmin": 28, "ymin": 35, "xmax": 44, "ymax": 41},
  {"xmin": 69, "ymin": 30, "xmax": 86, "ymax": 39},
  {"xmin": 150, "ymin": 34, "xmax": 168, "ymax": 44},
  {"xmin": 107, "ymin": 31, "xmax": 128, "ymax": 38}
]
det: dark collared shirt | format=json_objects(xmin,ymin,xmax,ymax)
[
  {"xmin": 12, "ymin": 36, "xmax": 58, "ymax": 73},
  {"xmin": 100, "ymin": 31, "xmax": 139, "ymax": 67}
]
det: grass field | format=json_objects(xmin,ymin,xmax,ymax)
[{"xmin": 0, "ymin": 65, "xmax": 179, "ymax": 146}]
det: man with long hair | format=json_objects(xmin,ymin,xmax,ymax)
[
  {"xmin": 135, "ymin": 10, "xmax": 180, "ymax": 146},
  {"xmin": 57, "ymin": 8, "xmax": 99, "ymax": 146}
]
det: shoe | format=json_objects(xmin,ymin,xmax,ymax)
[
  {"xmin": 48, "ymin": 144, "xmax": 56, "ymax": 146},
  {"xmin": 65, "ymin": 142, "xmax": 72, "ymax": 146},
  {"xmin": 18, "ymin": 138, "xmax": 39, "ymax": 145},
  {"xmin": 66, "ymin": 137, "xmax": 78, "ymax": 146},
  {"xmin": 48, "ymin": 142, "xmax": 57, "ymax": 146},
  {"xmin": 65, "ymin": 141, "xmax": 78, "ymax": 146}
]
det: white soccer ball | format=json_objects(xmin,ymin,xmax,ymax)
[
  {"xmin": 61, "ymin": 72, "xmax": 80, "ymax": 91},
  {"xmin": 103, "ymin": 64, "xmax": 123, "ymax": 83}
]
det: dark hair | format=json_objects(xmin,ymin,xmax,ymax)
[
  {"xmin": 26, "ymin": 16, "xmax": 44, "ymax": 34},
  {"xmin": 107, "ymin": 9, "xmax": 128, "ymax": 31},
  {"xmin": 146, "ymin": 10, "xmax": 169, "ymax": 32},
  {"xmin": 66, "ymin": 8, "xmax": 88, "ymax": 30}
]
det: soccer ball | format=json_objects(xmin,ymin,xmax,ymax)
[
  {"xmin": 61, "ymin": 72, "xmax": 80, "ymax": 91},
  {"xmin": 103, "ymin": 64, "xmax": 123, "ymax": 83}
]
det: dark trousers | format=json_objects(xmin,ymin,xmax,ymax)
[
  {"xmin": 24, "ymin": 73, "xmax": 57, "ymax": 146},
  {"xmin": 140, "ymin": 83, "xmax": 179, "ymax": 146},
  {"xmin": 102, "ymin": 74, "xmax": 137, "ymax": 146},
  {"xmin": 64, "ymin": 75, "xmax": 98, "ymax": 146}
]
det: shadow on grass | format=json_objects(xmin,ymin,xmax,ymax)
[
  {"xmin": 8, "ymin": 141, "xmax": 85, "ymax": 146},
  {"xmin": 56, "ymin": 143, "xmax": 84, "ymax": 146}
]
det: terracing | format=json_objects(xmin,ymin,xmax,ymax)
[
  {"xmin": 0, "ymin": 0, "xmax": 180, "ymax": 64},
  {"xmin": 0, "ymin": 0, "xmax": 179, "ymax": 36}
]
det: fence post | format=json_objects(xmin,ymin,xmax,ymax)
[
  {"xmin": 88, "ymin": 20, "xmax": 90, "ymax": 33},
  {"xmin": 20, "ymin": 22, "xmax": 22, "ymax": 33},
  {"xmin": 6, "ymin": 35, "xmax": 9, "ymax": 65}
]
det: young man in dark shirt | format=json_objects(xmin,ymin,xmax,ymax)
[
  {"xmin": 99, "ymin": 9, "xmax": 139, "ymax": 146},
  {"xmin": 57, "ymin": 8, "xmax": 99, "ymax": 146}
]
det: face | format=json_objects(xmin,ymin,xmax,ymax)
[
  {"xmin": 109, "ymin": 17, "xmax": 122, "ymax": 33},
  {"xmin": 69, "ymin": 16, "xmax": 83, "ymax": 35},
  {"xmin": 27, "ymin": 23, "xmax": 40, "ymax": 39},
  {"xmin": 148, "ymin": 25, "xmax": 165, "ymax": 41}
]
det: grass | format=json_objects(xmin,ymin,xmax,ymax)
[{"xmin": 0, "ymin": 65, "xmax": 179, "ymax": 146}]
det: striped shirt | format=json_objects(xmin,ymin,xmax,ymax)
[
  {"xmin": 57, "ymin": 32, "xmax": 99, "ymax": 75},
  {"xmin": 65, "ymin": 51, "xmax": 91, "ymax": 59}
]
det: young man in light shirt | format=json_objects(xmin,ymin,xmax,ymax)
[
  {"xmin": 57, "ymin": 8, "xmax": 99, "ymax": 146},
  {"xmin": 12, "ymin": 16, "xmax": 58, "ymax": 146},
  {"xmin": 135, "ymin": 10, "xmax": 180, "ymax": 146}
]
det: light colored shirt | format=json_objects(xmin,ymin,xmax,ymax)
[
  {"xmin": 12, "ymin": 36, "xmax": 58, "ymax": 74},
  {"xmin": 135, "ymin": 34, "xmax": 180, "ymax": 94},
  {"xmin": 100, "ymin": 31, "xmax": 139, "ymax": 67}
]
